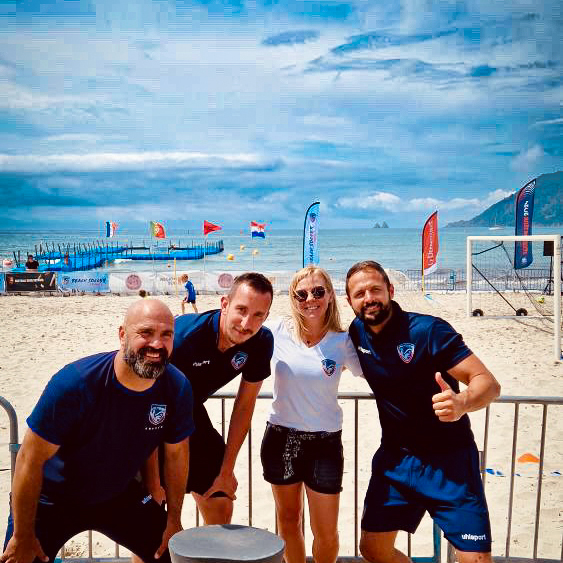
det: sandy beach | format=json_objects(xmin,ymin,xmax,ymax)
[{"xmin": 0, "ymin": 291, "xmax": 561, "ymax": 560}]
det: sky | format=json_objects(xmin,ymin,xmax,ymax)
[{"xmin": 0, "ymin": 0, "xmax": 561, "ymax": 232}]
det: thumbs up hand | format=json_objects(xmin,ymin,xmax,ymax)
[{"xmin": 432, "ymin": 372, "xmax": 466, "ymax": 422}]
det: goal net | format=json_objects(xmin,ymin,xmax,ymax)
[{"xmin": 466, "ymin": 235, "xmax": 561, "ymax": 361}]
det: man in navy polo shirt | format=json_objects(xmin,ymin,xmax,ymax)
[
  {"xmin": 345, "ymin": 261, "xmax": 500, "ymax": 563},
  {"xmin": 168, "ymin": 272, "xmax": 274, "ymax": 525},
  {"xmin": 2, "ymin": 299, "xmax": 194, "ymax": 563}
]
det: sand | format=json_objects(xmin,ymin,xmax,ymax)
[{"xmin": 0, "ymin": 291, "xmax": 561, "ymax": 560}]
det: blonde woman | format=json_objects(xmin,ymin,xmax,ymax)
[{"xmin": 261, "ymin": 266, "xmax": 363, "ymax": 563}]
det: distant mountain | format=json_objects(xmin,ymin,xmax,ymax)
[
  {"xmin": 446, "ymin": 171, "xmax": 562, "ymax": 227},
  {"xmin": 373, "ymin": 221, "xmax": 390, "ymax": 228}
]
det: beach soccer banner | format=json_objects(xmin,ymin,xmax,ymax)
[
  {"xmin": 106, "ymin": 221, "xmax": 118, "ymax": 238},
  {"xmin": 5, "ymin": 272, "xmax": 57, "ymax": 292},
  {"xmin": 303, "ymin": 201, "xmax": 320, "ymax": 267},
  {"xmin": 203, "ymin": 220, "xmax": 222, "ymax": 236},
  {"xmin": 250, "ymin": 221, "xmax": 266, "ymax": 238},
  {"xmin": 150, "ymin": 221, "xmax": 166, "ymax": 239},
  {"xmin": 514, "ymin": 178, "xmax": 536, "ymax": 269},
  {"xmin": 59, "ymin": 272, "xmax": 110, "ymax": 293},
  {"xmin": 422, "ymin": 211, "xmax": 439, "ymax": 276}
]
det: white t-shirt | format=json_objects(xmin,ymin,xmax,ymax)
[{"xmin": 264, "ymin": 317, "xmax": 363, "ymax": 432}]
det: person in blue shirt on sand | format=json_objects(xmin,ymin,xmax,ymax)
[
  {"xmin": 1, "ymin": 299, "xmax": 194, "ymax": 563},
  {"xmin": 345, "ymin": 261, "xmax": 500, "ymax": 563},
  {"xmin": 181, "ymin": 274, "xmax": 198, "ymax": 314}
]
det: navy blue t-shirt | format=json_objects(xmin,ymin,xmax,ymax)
[
  {"xmin": 27, "ymin": 351, "xmax": 194, "ymax": 504},
  {"xmin": 184, "ymin": 280, "xmax": 196, "ymax": 301},
  {"xmin": 349, "ymin": 302, "xmax": 474, "ymax": 453},
  {"xmin": 171, "ymin": 310, "xmax": 274, "ymax": 404}
]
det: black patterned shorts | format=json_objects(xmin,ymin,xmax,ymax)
[{"xmin": 260, "ymin": 422, "xmax": 344, "ymax": 494}]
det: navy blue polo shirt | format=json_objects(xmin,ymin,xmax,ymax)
[
  {"xmin": 27, "ymin": 351, "xmax": 194, "ymax": 504},
  {"xmin": 349, "ymin": 302, "xmax": 474, "ymax": 453},
  {"xmin": 171, "ymin": 310, "xmax": 274, "ymax": 404}
]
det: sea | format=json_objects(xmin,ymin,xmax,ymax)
[{"xmin": 1, "ymin": 226, "xmax": 561, "ymax": 279}]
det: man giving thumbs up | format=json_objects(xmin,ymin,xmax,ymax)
[{"xmin": 346, "ymin": 261, "xmax": 500, "ymax": 563}]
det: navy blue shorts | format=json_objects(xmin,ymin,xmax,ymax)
[
  {"xmin": 186, "ymin": 403, "xmax": 227, "ymax": 497},
  {"xmin": 260, "ymin": 422, "xmax": 344, "ymax": 494},
  {"xmin": 4, "ymin": 480, "xmax": 169, "ymax": 563},
  {"xmin": 362, "ymin": 443, "xmax": 491, "ymax": 552}
]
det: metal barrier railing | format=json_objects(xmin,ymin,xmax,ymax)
[{"xmin": 1, "ymin": 394, "xmax": 562, "ymax": 563}]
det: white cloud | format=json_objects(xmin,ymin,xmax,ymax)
[
  {"xmin": 510, "ymin": 145, "xmax": 544, "ymax": 172},
  {"xmin": 336, "ymin": 191, "xmax": 402, "ymax": 211},
  {"xmin": 0, "ymin": 151, "xmax": 278, "ymax": 173},
  {"xmin": 531, "ymin": 118, "xmax": 563, "ymax": 128}
]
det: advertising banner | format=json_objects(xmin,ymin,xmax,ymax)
[
  {"xmin": 5, "ymin": 272, "xmax": 57, "ymax": 292},
  {"xmin": 514, "ymin": 178, "xmax": 536, "ymax": 269},
  {"xmin": 303, "ymin": 201, "xmax": 320, "ymax": 267},
  {"xmin": 422, "ymin": 211, "xmax": 439, "ymax": 276},
  {"xmin": 0, "ymin": 273, "xmax": 4, "ymax": 293},
  {"xmin": 59, "ymin": 272, "xmax": 110, "ymax": 293}
]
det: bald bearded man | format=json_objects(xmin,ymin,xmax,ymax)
[{"xmin": 2, "ymin": 299, "xmax": 194, "ymax": 563}]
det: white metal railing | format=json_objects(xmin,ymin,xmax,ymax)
[{"xmin": 1, "ymin": 394, "xmax": 562, "ymax": 563}]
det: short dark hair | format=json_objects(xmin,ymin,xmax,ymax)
[
  {"xmin": 345, "ymin": 261, "xmax": 391, "ymax": 296},
  {"xmin": 229, "ymin": 272, "xmax": 273, "ymax": 301}
]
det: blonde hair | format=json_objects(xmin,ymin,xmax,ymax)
[{"xmin": 289, "ymin": 266, "xmax": 343, "ymax": 343}]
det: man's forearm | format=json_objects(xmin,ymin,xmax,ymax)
[
  {"xmin": 460, "ymin": 372, "xmax": 501, "ymax": 413},
  {"xmin": 11, "ymin": 453, "xmax": 43, "ymax": 539},
  {"xmin": 221, "ymin": 400, "xmax": 256, "ymax": 474},
  {"xmin": 162, "ymin": 442, "xmax": 189, "ymax": 522}
]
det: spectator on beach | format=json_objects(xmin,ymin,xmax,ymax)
[
  {"xmin": 162, "ymin": 272, "xmax": 273, "ymax": 524},
  {"xmin": 345, "ymin": 261, "xmax": 501, "ymax": 563},
  {"xmin": 25, "ymin": 255, "xmax": 39, "ymax": 270},
  {"xmin": 260, "ymin": 266, "xmax": 363, "ymax": 563},
  {"xmin": 1, "ymin": 299, "xmax": 194, "ymax": 563},
  {"xmin": 181, "ymin": 275, "xmax": 198, "ymax": 314}
]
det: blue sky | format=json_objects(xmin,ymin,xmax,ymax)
[{"xmin": 0, "ymin": 0, "xmax": 561, "ymax": 231}]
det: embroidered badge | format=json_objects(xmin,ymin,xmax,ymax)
[
  {"xmin": 321, "ymin": 359, "xmax": 337, "ymax": 376},
  {"xmin": 397, "ymin": 343, "xmax": 415, "ymax": 363},
  {"xmin": 231, "ymin": 351, "xmax": 248, "ymax": 370},
  {"xmin": 148, "ymin": 404, "xmax": 167, "ymax": 425}
]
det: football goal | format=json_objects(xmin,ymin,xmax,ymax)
[{"xmin": 466, "ymin": 234, "xmax": 561, "ymax": 362}]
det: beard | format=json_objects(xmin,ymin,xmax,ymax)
[
  {"xmin": 357, "ymin": 300, "xmax": 392, "ymax": 326},
  {"xmin": 123, "ymin": 343, "xmax": 169, "ymax": 380}
]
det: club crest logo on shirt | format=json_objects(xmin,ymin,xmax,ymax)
[
  {"xmin": 397, "ymin": 343, "xmax": 415, "ymax": 364},
  {"xmin": 148, "ymin": 404, "xmax": 167, "ymax": 426},
  {"xmin": 231, "ymin": 351, "xmax": 248, "ymax": 370},
  {"xmin": 321, "ymin": 359, "xmax": 337, "ymax": 376}
]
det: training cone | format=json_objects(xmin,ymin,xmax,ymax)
[{"xmin": 518, "ymin": 453, "xmax": 540, "ymax": 463}]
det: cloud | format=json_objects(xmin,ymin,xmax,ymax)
[
  {"xmin": 335, "ymin": 189, "xmax": 514, "ymax": 213},
  {"xmin": 531, "ymin": 117, "xmax": 563, "ymax": 127},
  {"xmin": 510, "ymin": 145, "xmax": 545, "ymax": 172},
  {"xmin": 0, "ymin": 151, "xmax": 284, "ymax": 173},
  {"xmin": 262, "ymin": 30, "xmax": 320, "ymax": 47}
]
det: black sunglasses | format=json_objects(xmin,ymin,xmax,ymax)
[{"xmin": 294, "ymin": 286, "xmax": 326, "ymax": 302}]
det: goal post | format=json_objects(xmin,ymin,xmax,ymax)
[{"xmin": 466, "ymin": 234, "xmax": 561, "ymax": 362}]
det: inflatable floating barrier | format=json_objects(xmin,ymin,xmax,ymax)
[{"xmin": 227, "ymin": 254, "xmax": 235, "ymax": 261}]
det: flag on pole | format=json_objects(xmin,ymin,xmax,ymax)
[
  {"xmin": 250, "ymin": 221, "xmax": 266, "ymax": 238},
  {"xmin": 422, "ymin": 211, "xmax": 439, "ymax": 276},
  {"xmin": 203, "ymin": 220, "xmax": 222, "ymax": 236},
  {"xmin": 303, "ymin": 202, "xmax": 320, "ymax": 267},
  {"xmin": 514, "ymin": 178, "xmax": 536, "ymax": 269},
  {"xmin": 150, "ymin": 221, "xmax": 166, "ymax": 239},
  {"xmin": 105, "ymin": 221, "xmax": 118, "ymax": 238}
]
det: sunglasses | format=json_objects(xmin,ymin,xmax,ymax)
[{"xmin": 294, "ymin": 286, "xmax": 326, "ymax": 302}]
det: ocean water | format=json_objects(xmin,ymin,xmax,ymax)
[{"xmin": 1, "ymin": 226, "xmax": 561, "ymax": 277}]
